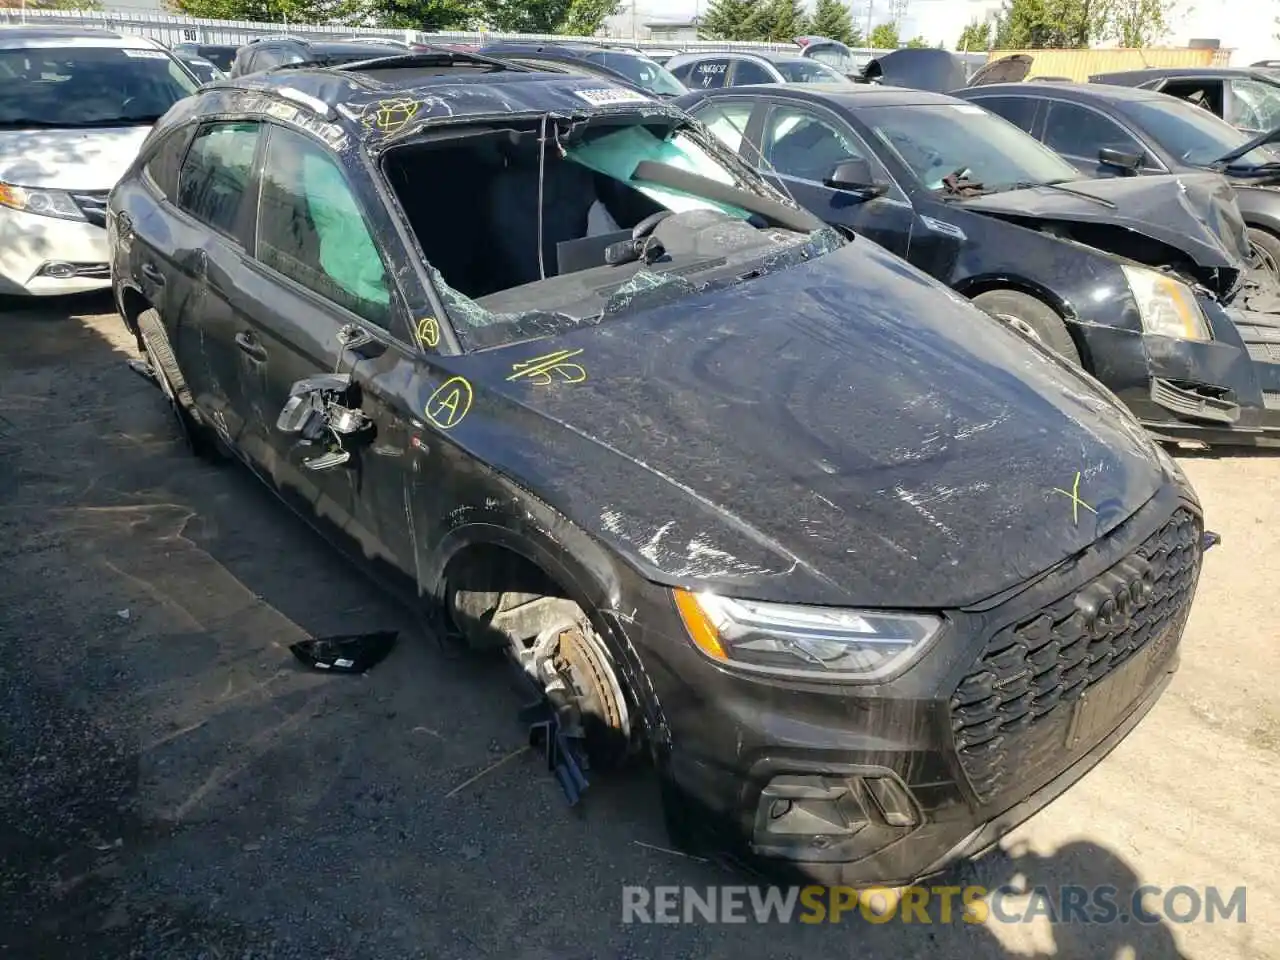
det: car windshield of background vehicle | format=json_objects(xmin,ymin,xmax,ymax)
[
  {"xmin": 1116, "ymin": 97, "xmax": 1280, "ymax": 167},
  {"xmin": 1229, "ymin": 78, "xmax": 1280, "ymax": 133},
  {"xmin": 808, "ymin": 47, "xmax": 861, "ymax": 75},
  {"xmin": 775, "ymin": 60, "xmax": 852, "ymax": 84},
  {"xmin": 585, "ymin": 52, "xmax": 688, "ymax": 96},
  {"xmin": 0, "ymin": 47, "xmax": 198, "ymax": 127},
  {"xmin": 864, "ymin": 102, "xmax": 1082, "ymax": 191}
]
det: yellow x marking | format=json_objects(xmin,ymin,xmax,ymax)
[{"xmin": 1050, "ymin": 470, "xmax": 1098, "ymax": 526}]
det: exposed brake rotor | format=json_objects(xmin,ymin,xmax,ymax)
[{"xmin": 515, "ymin": 618, "xmax": 630, "ymax": 806}]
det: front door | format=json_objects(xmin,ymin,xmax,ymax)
[{"xmin": 235, "ymin": 120, "xmax": 414, "ymax": 573}]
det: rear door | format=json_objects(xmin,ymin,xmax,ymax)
[
  {"xmin": 754, "ymin": 98, "xmax": 915, "ymax": 256},
  {"xmin": 236, "ymin": 120, "xmax": 418, "ymax": 573},
  {"xmin": 168, "ymin": 119, "xmax": 265, "ymax": 445}
]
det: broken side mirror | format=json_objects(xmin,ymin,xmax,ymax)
[
  {"xmin": 275, "ymin": 373, "xmax": 374, "ymax": 471},
  {"xmin": 1098, "ymin": 147, "xmax": 1144, "ymax": 174},
  {"xmin": 824, "ymin": 158, "xmax": 888, "ymax": 199}
]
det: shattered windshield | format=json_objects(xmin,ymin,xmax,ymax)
[
  {"xmin": 864, "ymin": 102, "xmax": 1081, "ymax": 192},
  {"xmin": 384, "ymin": 111, "xmax": 844, "ymax": 350},
  {"xmin": 1117, "ymin": 97, "xmax": 1280, "ymax": 168},
  {"xmin": 1228, "ymin": 78, "xmax": 1280, "ymax": 132}
]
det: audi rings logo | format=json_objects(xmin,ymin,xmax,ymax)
[{"xmin": 1072, "ymin": 556, "xmax": 1156, "ymax": 638}]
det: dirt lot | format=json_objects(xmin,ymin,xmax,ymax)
[{"xmin": 1, "ymin": 295, "xmax": 1277, "ymax": 960}]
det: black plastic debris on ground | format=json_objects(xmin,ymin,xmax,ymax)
[
  {"xmin": 289, "ymin": 631, "xmax": 398, "ymax": 674},
  {"xmin": 1203, "ymin": 531, "xmax": 1223, "ymax": 551}
]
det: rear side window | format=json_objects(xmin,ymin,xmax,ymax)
[
  {"xmin": 731, "ymin": 59, "xmax": 774, "ymax": 86},
  {"xmin": 176, "ymin": 121, "xmax": 260, "ymax": 237},
  {"xmin": 971, "ymin": 95, "xmax": 1040, "ymax": 134},
  {"xmin": 690, "ymin": 100, "xmax": 753, "ymax": 153},
  {"xmin": 1043, "ymin": 102, "xmax": 1144, "ymax": 159},
  {"xmin": 143, "ymin": 128, "xmax": 190, "ymax": 199},
  {"xmin": 255, "ymin": 124, "xmax": 392, "ymax": 326},
  {"xmin": 689, "ymin": 59, "xmax": 729, "ymax": 89}
]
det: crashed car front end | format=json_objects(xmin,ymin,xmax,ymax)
[{"xmin": 959, "ymin": 172, "xmax": 1280, "ymax": 446}]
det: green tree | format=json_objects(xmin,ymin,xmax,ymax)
[
  {"xmin": 375, "ymin": 0, "xmax": 475, "ymax": 29},
  {"xmin": 745, "ymin": 0, "xmax": 809, "ymax": 41},
  {"xmin": 558, "ymin": 0, "xmax": 619, "ymax": 34},
  {"xmin": 905, "ymin": 34, "xmax": 928, "ymax": 46},
  {"xmin": 479, "ymin": 0, "xmax": 569, "ymax": 31},
  {"xmin": 955, "ymin": 18, "xmax": 991, "ymax": 50},
  {"xmin": 1092, "ymin": 0, "xmax": 1172, "ymax": 46},
  {"xmin": 698, "ymin": 0, "xmax": 762, "ymax": 40},
  {"xmin": 992, "ymin": 0, "xmax": 1092, "ymax": 48},
  {"xmin": 810, "ymin": 0, "xmax": 854, "ymax": 44},
  {"xmin": 867, "ymin": 20, "xmax": 898, "ymax": 48}
]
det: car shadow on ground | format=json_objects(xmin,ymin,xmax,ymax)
[{"xmin": 0, "ymin": 295, "xmax": 1192, "ymax": 958}]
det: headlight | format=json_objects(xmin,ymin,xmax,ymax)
[
  {"xmin": 0, "ymin": 182, "xmax": 86, "ymax": 221},
  {"xmin": 1122, "ymin": 265, "xmax": 1210, "ymax": 341},
  {"xmin": 672, "ymin": 589, "xmax": 943, "ymax": 681}
]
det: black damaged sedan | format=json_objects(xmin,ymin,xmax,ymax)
[
  {"xmin": 108, "ymin": 52, "xmax": 1208, "ymax": 885},
  {"xmin": 676, "ymin": 82, "xmax": 1280, "ymax": 448}
]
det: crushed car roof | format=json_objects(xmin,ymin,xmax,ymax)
[
  {"xmin": 206, "ymin": 54, "xmax": 670, "ymax": 145},
  {"xmin": 1091, "ymin": 66, "xmax": 1280, "ymax": 83}
]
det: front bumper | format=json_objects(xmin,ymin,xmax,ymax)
[
  {"xmin": 0, "ymin": 205, "xmax": 111, "ymax": 296},
  {"xmin": 637, "ymin": 484, "xmax": 1202, "ymax": 885},
  {"xmin": 1092, "ymin": 297, "xmax": 1280, "ymax": 447}
]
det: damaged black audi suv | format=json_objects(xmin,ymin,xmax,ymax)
[{"xmin": 107, "ymin": 51, "xmax": 1209, "ymax": 885}]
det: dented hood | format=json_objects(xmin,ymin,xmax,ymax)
[
  {"xmin": 957, "ymin": 172, "xmax": 1251, "ymax": 272},
  {"xmin": 471, "ymin": 241, "xmax": 1168, "ymax": 609},
  {"xmin": 863, "ymin": 48, "xmax": 968, "ymax": 92}
]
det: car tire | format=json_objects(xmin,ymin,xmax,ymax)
[
  {"xmin": 136, "ymin": 308, "xmax": 224, "ymax": 462},
  {"xmin": 1247, "ymin": 227, "xmax": 1280, "ymax": 280},
  {"xmin": 971, "ymin": 289, "xmax": 1082, "ymax": 366}
]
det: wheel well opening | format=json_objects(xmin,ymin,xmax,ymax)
[
  {"xmin": 442, "ymin": 543, "xmax": 638, "ymax": 766},
  {"xmin": 118, "ymin": 287, "xmax": 151, "ymax": 336},
  {"xmin": 962, "ymin": 280, "xmax": 1094, "ymax": 371}
]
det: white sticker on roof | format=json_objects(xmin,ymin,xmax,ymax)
[
  {"xmin": 951, "ymin": 104, "xmax": 986, "ymax": 114},
  {"xmin": 573, "ymin": 87, "xmax": 651, "ymax": 106},
  {"xmin": 122, "ymin": 49, "xmax": 169, "ymax": 59}
]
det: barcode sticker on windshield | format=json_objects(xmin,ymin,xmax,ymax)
[
  {"xmin": 573, "ymin": 87, "xmax": 651, "ymax": 106},
  {"xmin": 951, "ymin": 104, "xmax": 986, "ymax": 114},
  {"xmin": 122, "ymin": 49, "xmax": 169, "ymax": 59}
]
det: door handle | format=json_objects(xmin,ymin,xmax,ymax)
[
  {"xmin": 140, "ymin": 262, "xmax": 165, "ymax": 285},
  {"xmin": 234, "ymin": 331, "xmax": 268, "ymax": 362}
]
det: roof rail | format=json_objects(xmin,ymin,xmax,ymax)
[{"xmin": 335, "ymin": 48, "xmax": 533, "ymax": 74}]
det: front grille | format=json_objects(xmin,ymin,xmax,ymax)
[
  {"xmin": 69, "ymin": 190, "xmax": 109, "ymax": 228},
  {"xmin": 951, "ymin": 508, "xmax": 1202, "ymax": 803}
]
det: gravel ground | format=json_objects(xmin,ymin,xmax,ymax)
[{"xmin": 1, "ymin": 294, "xmax": 1277, "ymax": 960}]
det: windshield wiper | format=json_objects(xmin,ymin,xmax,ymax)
[
  {"xmin": 1001, "ymin": 178, "xmax": 1118, "ymax": 208},
  {"xmin": 630, "ymin": 160, "xmax": 826, "ymax": 233}
]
